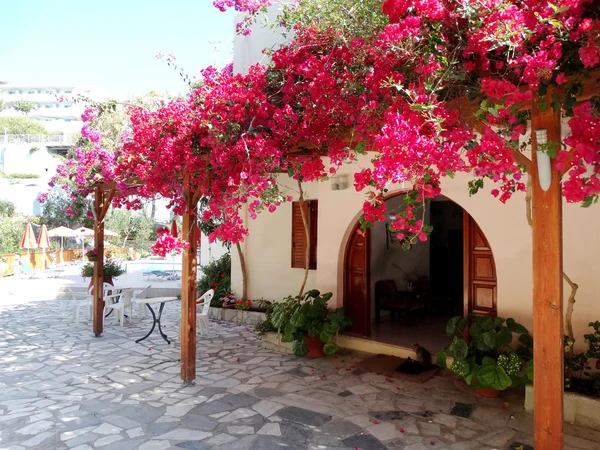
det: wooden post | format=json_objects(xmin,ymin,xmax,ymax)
[
  {"xmin": 531, "ymin": 91, "xmax": 564, "ymax": 449},
  {"xmin": 93, "ymin": 186, "xmax": 106, "ymax": 337},
  {"xmin": 181, "ymin": 175, "xmax": 200, "ymax": 384},
  {"xmin": 92, "ymin": 183, "xmax": 115, "ymax": 338}
]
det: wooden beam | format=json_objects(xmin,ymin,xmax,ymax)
[
  {"xmin": 93, "ymin": 185, "xmax": 105, "ymax": 337},
  {"xmin": 531, "ymin": 90, "xmax": 564, "ymax": 450},
  {"xmin": 181, "ymin": 174, "xmax": 199, "ymax": 384},
  {"xmin": 99, "ymin": 183, "xmax": 116, "ymax": 221}
]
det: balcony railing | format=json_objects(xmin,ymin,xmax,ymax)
[{"xmin": 2, "ymin": 134, "xmax": 77, "ymax": 145}]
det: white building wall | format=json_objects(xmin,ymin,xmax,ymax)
[
  {"xmin": 200, "ymin": 233, "xmax": 229, "ymax": 267},
  {"xmin": 233, "ymin": 5, "xmax": 292, "ymax": 75},
  {"xmin": 230, "ymin": 151, "xmax": 600, "ymax": 351}
]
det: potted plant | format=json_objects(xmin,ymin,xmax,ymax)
[
  {"xmin": 271, "ymin": 290, "xmax": 352, "ymax": 358},
  {"xmin": 85, "ymin": 249, "xmax": 98, "ymax": 262},
  {"xmin": 81, "ymin": 259, "xmax": 126, "ymax": 287},
  {"xmin": 436, "ymin": 315, "xmax": 533, "ymax": 397}
]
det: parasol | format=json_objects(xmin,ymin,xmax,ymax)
[
  {"xmin": 37, "ymin": 224, "xmax": 51, "ymax": 269},
  {"xmin": 47, "ymin": 226, "xmax": 78, "ymax": 262},
  {"xmin": 72, "ymin": 227, "xmax": 118, "ymax": 257},
  {"xmin": 20, "ymin": 223, "xmax": 37, "ymax": 255}
]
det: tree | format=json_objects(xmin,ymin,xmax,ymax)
[
  {"xmin": 11, "ymin": 100, "xmax": 36, "ymax": 116},
  {"xmin": 0, "ymin": 200, "xmax": 15, "ymax": 217},
  {"xmin": 0, "ymin": 98, "xmax": 4, "ymax": 112},
  {"xmin": 105, "ymin": 209, "xmax": 154, "ymax": 247},
  {"xmin": 0, "ymin": 216, "xmax": 26, "ymax": 254},
  {"xmin": 0, "ymin": 117, "xmax": 49, "ymax": 135},
  {"xmin": 40, "ymin": 188, "xmax": 92, "ymax": 229}
]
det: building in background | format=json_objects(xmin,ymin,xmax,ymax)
[{"xmin": 0, "ymin": 84, "xmax": 90, "ymax": 134}]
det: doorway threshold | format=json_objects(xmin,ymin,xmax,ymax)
[
  {"xmin": 336, "ymin": 334, "xmax": 417, "ymax": 359},
  {"xmin": 336, "ymin": 334, "xmax": 454, "ymax": 367}
]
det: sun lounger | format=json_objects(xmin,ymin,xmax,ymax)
[
  {"xmin": 143, "ymin": 270, "xmax": 171, "ymax": 281},
  {"xmin": 17, "ymin": 260, "xmax": 63, "ymax": 279}
]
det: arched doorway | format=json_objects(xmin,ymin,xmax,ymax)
[{"xmin": 343, "ymin": 194, "xmax": 497, "ymax": 347}]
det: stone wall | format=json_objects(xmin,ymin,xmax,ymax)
[
  {"xmin": 207, "ymin": 307, "xmax": 266, "ymax": 326},
  {"xmin": 525, "ymin": 384, "xmax": 600, "ymax": 429}
]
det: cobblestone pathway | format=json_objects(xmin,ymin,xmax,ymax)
[{"xmin": 1, "ymin": 299, "xmax": 599, "ymax": 450}]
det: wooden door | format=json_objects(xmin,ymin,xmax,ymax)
[
  {"xmin": 463, "ymin": 213, "xmax": 497, "ymax": 316},
  {"xmin": 344, "ymin": 225, "xmax": 371, "ymax": 336}
]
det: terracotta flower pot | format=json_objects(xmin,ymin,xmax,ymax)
[
  {"xmin": 305, "ymin": 335, "xmax": 325, "ymax": 358},
  {"xmin": 475, "ymin": 387, "xmax": 501, "ymax": 398}
]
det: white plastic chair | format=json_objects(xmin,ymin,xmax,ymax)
[
  {"xmin": 69, "ymin": 288, "xmax": 92, "ymax": 324},
  {"xmin": 132, "ymin": 285, "xmax": 152, "ymax": 318},
  {"xmin": 197, "ymin": 289, "xmax": 214, "ymax": 336},
  {"xmin": 70, "ymin": 283, "xmax": 112, "ymax": 324},
  {"xmin": 105, "ymin": 288, "xmax": 134, "ymax": 326}
]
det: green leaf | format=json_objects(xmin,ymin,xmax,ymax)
[
  {"xmin": 354, "ymin": 142, "xmax": 367, "ymax": 155},
  {"xmin": 281, "ymin": 332, "xmax": 294, "ymax": 343},
  {"xmin": 496, "ymin": 327, "xmax": 513, "ymax": 347},
  {"xmin": 477, "ymin": 365, "xmax": 512, "ymax": 390},
  {"xmin": 319, "ymin": 330, "xmax": 333, "ymax": 344},
  {"xmin": 289, "ymin": 310, "xmax": 305, "ymax": 328},
  {"xmin": 323, "ymin": 342, "xmax": 339, "ymax": 355},
  {"xmin": 284, "ymin": 322, "xmax": 297, "ymax": 337},
  {"xmin": 519, "ymin": 333, "xmax": 533, "ymax": 348},
  {"xmin": 482, "ymin": 330, "xmax": 497, "ymax": 349},
  {"xmin": 469, "ymin": 323, "xmax": 483, "ymax": 337},
  {"xmin": 446, "ymin": 316, "xmax": 461, "ymax": 336},
  {"xmin": 481, "ymin": 316, "xmax": 496, "ymax": 331},
  {"xmin": 436, "ymin": 351, "xmax": 448, "ymax": 369},
  {"xmin": 526, "ymin": 359, "xmax": 534, "ymax": 382},
  {"xmin": 481, "ymin": 356, "xmax": 496, "ymax": 367},
  {"xmin": 488, "ymin": 107, "xmax": 499, "ymax": 118},
  {"xmin": 287, "ymin": 168, "xmax": 294, "ymax": 178},
  {"xmin": 292, "ymin": 340, "xmax": 309, "ymax": 357},
  {"xmin": 506, "ymin": 318, "xmax": 528, "ymax": 334},
  {"xmin": 452, "ymin": 339, "xmax": 469, "ymax": 360}
]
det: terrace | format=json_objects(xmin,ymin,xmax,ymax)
[{"xmin": 1, "ymin": 296, "xmax": 600, "ymax": 449}]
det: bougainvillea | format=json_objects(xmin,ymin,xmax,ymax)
[
  {"xmin": 151, "ymin": 227, "xmax": 190, "ymax": 257},
  {"xmin": 49, "ymin": 0, "xmax": 599, "ymax": 248}
]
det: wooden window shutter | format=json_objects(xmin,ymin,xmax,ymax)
[{"xmin": 291, "ymin": 200, "xmax": 317, "ymax": 269}]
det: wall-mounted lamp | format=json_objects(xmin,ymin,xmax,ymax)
[
  {"xmin": 535, "ymin": 129, "xmax": 552, "ymax": 192},
  {"xmin": 330, "ymin": 175, "xmax": 348, "ymax": 191}
]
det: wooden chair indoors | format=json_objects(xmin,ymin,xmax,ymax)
[{"xmin": 374, "ymin": 279, "xmax": 427, "ymax": 325}]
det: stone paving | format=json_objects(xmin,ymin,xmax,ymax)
[{"xmin": 1, "ymin": 298, "xmax": 600, "ymax": 450}]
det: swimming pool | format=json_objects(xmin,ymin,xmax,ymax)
[{"xmin": 125, "ymin": 259, "xmax": 183, "ymax": 274}]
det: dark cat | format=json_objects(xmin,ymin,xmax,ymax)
[{"xmin": 412, "ymin": 343, "xmax": 433, "ymax": 370}]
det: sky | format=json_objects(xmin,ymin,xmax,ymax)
[{"xmin": 0, "ymin": 0, "xmax": 236, "ymax": 98}]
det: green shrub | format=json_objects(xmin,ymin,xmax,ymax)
[
  {"xmin": 198, "ymin": 253, "xmax": 231, "ymax": 300},
  {"xmin": 255, "ymin": 302, "xmax": 276, "ymax": 336},
  {"xmin": 6, "ymin": 173, "xmax": 40, "ymax": 179},
  {"xmin": 81, "ymin": 259, "xmax": 126, "ymax": 279}
]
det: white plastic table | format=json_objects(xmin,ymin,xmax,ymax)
[{"xmin": 134, "ymin": 297, "xmax": 178, "ymax": 344}]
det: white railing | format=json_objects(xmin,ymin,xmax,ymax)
[{"xmin": 3, "ymin": 134, "xmax": 77, "ymax": 145}]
